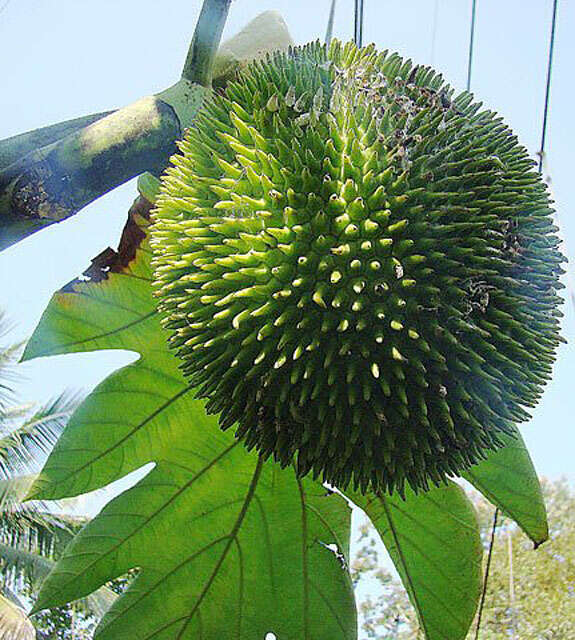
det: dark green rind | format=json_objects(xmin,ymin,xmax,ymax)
[{"xmin": 152, "ymin": 40, "xmax": 565, "ymax": 496}]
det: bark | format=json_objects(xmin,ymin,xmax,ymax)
[
  {"xmin": 0, "ymin": 112, "xmax": 113, "ymax": 171},
  {"xmin": 0, "ymin": 6, "xmax": 292, "ymax": 253},
  {"xmin": 0, "ymin": 96, "xmax": 180, "ymax": 251}
]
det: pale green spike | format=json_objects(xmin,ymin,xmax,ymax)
[
  {"xmin": 337, "ymin": 318, "xmax": 350, "ymax": 332},
  {"xmin": 266, "ymin": 94, "xmax": 280, "ymax": 112},
  {"xmin": 293, "ymin": 344, "xmax": 305, "ymax": 360},
  {"xmin": 253, "ymin": 348, "xmax": 269, "ymax": 366},
  {"xmin": 331, "ymin": 243, "xmax": 351, "ymax": 256},
  {"xmin": 343, "ymin": 223, "xmax": 359, "ymax": 238},
  {"xmin": 350, "ymin": 259, "xmax": 362, "ymax": 271},
  {"xmin": 232, "ymin": 309, "xmax": 251, "ymax": 329},
  {"xmin": 392, "ymin": 347, "xmax": 406, "ymax": 361},
  {"xmin": 352, "ymin": 280, "xmax": 366, "ymax": 294},
  {"xmin": 257, "ymin": 323, "xmax": 274, "ymax": 341},
  {"xmin": 274, "ymin": 353, "xmax": 288, "ymax": 369},
  {"xmin": 312, "ymin": 287, "xmax": 328, "ymax": 308}
]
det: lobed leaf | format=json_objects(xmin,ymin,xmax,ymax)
[
  {"xmin": 25, "ymin": 207, "xmax": 356, "ymax": 639},
  {"xmin": 348, "ymin": 482, "xmax": 483, "ymax": 640},
  {"xmin": 463, "ymin": 428, "xmax": 548, "ymax": 545}
]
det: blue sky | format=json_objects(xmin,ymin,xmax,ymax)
[{"xmin": 0, "ymin": 0, "xmax": 572, "ymax": 486}]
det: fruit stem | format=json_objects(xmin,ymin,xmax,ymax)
[{"xmin": 182, "ymin": 0, "xmax": 233, "ymax": 86}]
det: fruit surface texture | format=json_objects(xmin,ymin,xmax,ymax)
[{"xmin": 152, "ymin": 41, "xmax": 564, "ymax": 495}]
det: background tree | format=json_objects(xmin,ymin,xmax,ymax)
[
  {"xmin": 352, "ymin": 478, "xmax": 575, "ymax": 640},
  {"xmin": 0, "ymin": 315, "xmax": 116, "ymax": 639}
]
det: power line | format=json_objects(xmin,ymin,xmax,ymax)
[
  {"xmin": 474, "ymin": 508, "xmax": 499, "ymax": 640},
  {"xmin": 466, "ymin": 5, "xmax": 496, "ymax": 635},
  {"xmin": 538, "ymin": 0, "xmax": 559, "ymax": 175},
  {"xmin": 354, "ymin": 0, "xmax": 364, "ymax": 48},
  {"xmin": 473, "ymin": 5, "xmax": 561, "ymax": 637},
  {"xmin": 466, "ymin": 0, "xmax": 478, "ymax": 91}
]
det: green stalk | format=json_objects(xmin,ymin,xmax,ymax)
[
  {"xmin": 0, "ymin": 0, "xmax": 232, "ymax": 251},
  {"xmin": 182, "ymin": 0, "xmax": 233, "ymax": 85},
  {"xmin": 0, "ymin": 112, "xmax": 113, "ymax": 172}
]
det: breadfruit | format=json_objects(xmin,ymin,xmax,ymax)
[{"xmin": 151, "ymin": 41, "xmax": 564, "ymax": 495}]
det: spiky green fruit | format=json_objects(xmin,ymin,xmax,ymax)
[{"xmin": 151, "ymin": 41, "xmax": 565, "ymax": 495}]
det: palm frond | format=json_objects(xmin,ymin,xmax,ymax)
[
  {"xmin": 0, "ymin": 542, "xmax": 53, "ymax": 588},
  {"xmin": 0, "ymin": 504, "xmax": 85, "ymax": 556},
  {"xmin": 0, "ymin": 313, "xmax": 21, "ymax": 412},
  {"xmin": 0, "ymin": 543, "xmax": 117, "ymax": 620},
  {"xmin": 0, "ymin": 586, "xmax": 26, "ymax": 610},
  {"xmin": 0, "ymin": 592, "xmax": 35, "ymax": 640},
  {"xmin": 0, "ymin": 391, "xmax": 82, "ymax": 478}
]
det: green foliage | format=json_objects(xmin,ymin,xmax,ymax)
[
  {"xmin": 24, "ymin": 212, "xmax": 356, "ymax": 639},
  {"xmin": 0, "ymin": 322, "xmax": 116, "ymax": 639},
  {"xmin": 463, "ymin": 428, "xmax": 548, "ymax": 544},
  {"xmin": 348, "ymin": 483, "xmax": 482, "ymax": 640},
  {"xmin": 352, "ymin": 478, "xmax": 575, "ymax": 639},
  {"xmin": 13, "ymin": 12, "xmax": 561, "ymax": 640},
  {"xmin": 473, "ymin": 479, "xmax": 575, "ymax": 639}
]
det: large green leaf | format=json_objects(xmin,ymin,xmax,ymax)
[
  {"xmin": 463, "ymin": 428, "xmax": 548, "ymax": 545},
  {"xmin": 24, "ymin": 205, "xmax": 356, "ymax": 640},
  {"xmin": 348, "ymin": 483, "xmax": 483, "ymax": 640}
]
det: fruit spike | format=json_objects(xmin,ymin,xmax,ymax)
[{"xmin": 152, "ymin": 40, "xmax": 565, "ymax": 496}]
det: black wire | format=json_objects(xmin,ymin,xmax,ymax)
[
  {"xmin": 466, "ymin": 0, "xmax": 478, "ymax": 91},
  {"xmin": 354, "ymin": 0, "xmax": 364, "ymax": 48},
  {"xmin": 474, "ymin": 508, "xmax": 499, "ymax": 640},
  {"xmin": 538, "ymin": 0, "xmax": 559, "ymax": 175},
  {"xmin": 465, "ymin": 11, "xmax": 498, "ymax": 634}
]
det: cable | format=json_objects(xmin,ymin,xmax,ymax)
[
  {"xmin": 354, "ymin": 0, "xmax": 364, "ymax": 48},
  {"xmin": 466, "ymin": 0, "xmax": 478, "ymax": 91},
  {"xmin": 538, "ymin": 0, "xmax": 559, "ymax": 175},
  {"xmin": 474, "ymin": 508, "xmax": 499, "ymax": 640}
]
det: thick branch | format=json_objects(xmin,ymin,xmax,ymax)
[
  {"xmin": 182, "ymin": 0, "xmax": 232, "ymax": 85},
  {"xmin": 0, "ymin": 9, "xmax": 292, "ymax": 252},
  {"xmin": 0, "ymin": 112, "xmax": 113, "ymax": 171},
  {"xmin": 0, "ymin": 97, "xmax": 180, "ymax": 251}
]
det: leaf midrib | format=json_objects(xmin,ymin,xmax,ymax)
[{"xmin": 379, "ymin": 494, "xmax": 431, "ymax": 640}]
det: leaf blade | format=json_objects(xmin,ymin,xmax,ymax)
[
  {"xmin": 463, "ymin": 428, "xmax": 548, "ymax": 545},
  {"xmin": 27, "ymin": 207, "xmax": 356, "ymax": 639},
  {"xmin": 348, "ymin": 483, "xmax": 482, "ymax": 640}
]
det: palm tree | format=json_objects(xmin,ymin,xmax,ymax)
[{"xmin": 0, "ymin": 315, "xmax": 116, "ymax": 639}]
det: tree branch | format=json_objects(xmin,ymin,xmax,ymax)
[
  {"xmin": 182, "ymin": 0, "xmax": 232, "ymax": 85},
  {"xmin": 0, "ymin": 112, "xmax": 113, "ymax": 172},
  {"xmin": 0, "ymin": 97, "xmax": 181, "ymax": 251},
  {"xmin": 0, "ymin": 0, "xmax": 248, "ymax": 252}
]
